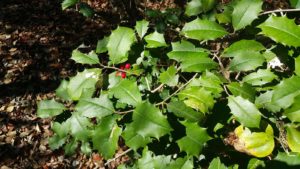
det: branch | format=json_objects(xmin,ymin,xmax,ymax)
[
  {"xmin": 99, "ymin": 63, "xmax": 138, "ymax": 75},
  {"xmin": 260, "ymin": 8, "xmax": 300, "ymax": 15},
  {"xmin": 105, "ymin": 148, "xmax": 133, "ymax": 166},
  {"xmin": 156, "ymin": 73, "xmax": 198, "ymax": 106}
]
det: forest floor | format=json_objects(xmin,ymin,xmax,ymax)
[{"xmin": 0, "ymin": 0, "xmax": 290, "ymax": 168}]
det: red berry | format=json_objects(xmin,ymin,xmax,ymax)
[
  {"xmin": 120, "ymin": 65, "xmax": 125, "ymax": 70},
  {"xmin": 121, "ymin": 72, "xmax": 126, "ymax": 78},
  {"xmin": 125, "ymin": 63, "xmax": 131, "ymax": 69}
]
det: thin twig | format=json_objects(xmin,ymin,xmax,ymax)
[
  {"xmin": 260, "ymin": 8, "xmax": 300, "ymax": 15},
  {"xmin": 115, "ymin": 109, "xmax": 134, "ymax": 115},
  {"xmin": 99, "ymin": 63, "xmax": 137, "ymax": 75},
  {"xmin": 151, "ymin": 84, "xmax": 164, "ymax": 93},
  {"xmin": 155, "ymin": 73, "xmax": 198, "ymax": 106},
  {"xmin": 105, "ymin": 148, "xmax": 133, "ymax": 166}
]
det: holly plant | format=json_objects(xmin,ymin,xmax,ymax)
[{"xmin": 38, "ymin": 0, "xmax": 300, "ymax": 168}]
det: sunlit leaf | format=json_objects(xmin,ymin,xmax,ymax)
[
  {"xmin": 159, "ymin": 66, "xmax": 179, "ymax": 87},
  {"xmin": 96, "ymin": 36, "xmax": 108, "ymax": 54},
  {"xmin": 135, "ymin": 20, "xmax": 149, "ymax": 38},
  {"xmin": 227, "ymin": 82, "xmax": 256, "ymax": 102},
  {"xmin": 185, "ymin": 0, "xmax": 216, "ymax": 16},
  {"xmin": 62, "ymin": 0, "xmax": 78, "ymax": 10},
  {"xmin": 182, "ymin": 18, "xmax": 228, "ymax": 41},
  {"xmin": 37, "ymin": 99, "xmax": 66, "ymax": 118},
  {"xmin": 71, "ymin": 49, "xmax": 99, "ymax": 64},
  {"xmin": 144, "ymin": 31, "xmax": 167, "ymax": 48},
  {"xmin": 208, "ymin": 157, "xmax": 227, "ymax": 169},
  {"xmin": 242, "ymin": 69, "xmax": 277, "ymax": 86},
  {"xmin": 286, "ymin": 125, "xmax": 300, "ymax": 153},
  {"xmin": 247, "ymin": 158, "xmax": 265, "ymax": 169},
  {"xmin": 228, "ymin": 96, "xmax": 261, "ymax": 128},
  {"xmin": 222, "ymin": 40, "xmax": 265, "ymax": 58},
  {"xmin": 167, "ymin": 100, "xmax": 204, "ymax": 122},
  {"xmin": 274, "ymin": 151, "xmax": 300, "ymax": 166},
  {"xmin": 258, "ymin": 15, "xmax": 300, "ymax": 47}
]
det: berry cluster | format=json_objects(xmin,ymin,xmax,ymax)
[{"xmin": 116, "ymin": 63, "xmax": 131, "ymax": 78}]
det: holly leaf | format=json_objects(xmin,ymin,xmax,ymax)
[
  {"xmin": 286, "ymin": 125, "xmax": 300, "ymax": 153},
  {"xmin": 71, "ymin": 49, "xmax": 99, "ymax": 64},
  {"xmin": 258, "ymin": 15, "xmax": 300, "ymax": 47},
  {"xmin": 167, "ymin": 157, "xmax": 194, "ymax": 169},
  {"xmin": 178, "ymin": 86, "xmax": 215, "ymax": 113},
  {"xmin": 107, "ymin": 26, "xmax": 136, "ymax": 64},
  {"xmin": 177, "ymin": 121, "xmax": 211, "ymax": 156},
  {"xmin": 110, "ymin": 79, "xmax": 142, "ymax": 106},
  {"xmin": 229, "ymin": 51, "xmax": 265, "ymax": 71},
  {"xmin": 185, "ymin": 0, "xmax": 216, "ymax": 16},
  {"xmin": 159, "ymin": 66, "xmax": 179, "ymax": 87},
  {"xmin": 37, "ymin": 99, "xmax": 66, "ymax": 118},
  {"xmin": 64, "ymin": 138, "xmax": 78, "ymax": 155},
  {"xmin": 144, "ymin": 31, "xmax": 167, "ymax": 48},
  {"xmin": 167, "ymin": 100, "xmax": 204, "ymax": 122},
  {"xmin": 242, "ymin": 69, "xmax": 277, "ymax": 86},
  {"xmin": 135, "ymin": 20, "xmax": 149, "ymax": 38},
  {"xmin": 92, "ymin": 115, "xmax": 122, "ymax": 159},
  {"xmin": 272, "ymin": 76, "xmax": 300, "ymax": 109},
  {"xmin": 168, "ymin": 41, "xmax": 217, "ymax": 72},
  {"xmin": 227, "ymin": 82, "xmax": 256, "ymax": 102},
  {"xmin": 48, "ymin": 134, "xmax": 67, "ymax": 150},
  {"xmin": 75, "ymin": 94, "xmax": 115, "ymax": 119},
  {"xmin": 290, "ymin": 0, "xmax": 300, "ymax": 8},
  {"xmin": 122, "ymin": 124, "xmax": 152, "ymax": 151},
  {"xmin": 67, "ymin": 68, "xmax": 101, "ymax": 100},
  {"xmin": 96, "ymin": 36, "xmax": 108, "ymax": 54},
  {"xmin": 284, "ymin": 95, "xmax": 300, "ymax": 123},
  {"xmin": 233, "ymin": 125, "xmax": 274, "ymax": 157},
  {"xmin": 227, "ymin": 96, "xmax": 261, "ymax": 128},
  {"xmin": 182, "ymin": 18, "xmax": 228, "ymax": 41},
  {"xmin": 247, "ymin": 158, "xmax": 265, "ymax": 169},
  {"xmin": 295, "ymin": 56, "xmax": 300, "ymax": 76},
  {"xmin": 255, "ymin": 91, "xmax": 281, "ymax": 113},
  {"xmin": 232, "ymin": 0, "xmax": 262, "ymax": 31},
  {"xmin": 130, "ymin": 102, "xmax": 172, "ymax": 139},
  {"xmin": 80, "ymin": 141, "xmax": 92, "ymax": 155},
  {"xmin": 55, "ymin": 80, "xmax": 71, "ymax": 101},
  {"xmin": 275, "ymin": 151, "xmax": 300, "ymax": 166},
  {"xmin": 222, "ymin": 40, "xmax": 265, "ymax": 58},
  {"xmin": 208, "ymin": 157, "xmax": 227, "ymax": 169},
  {"xmin": 61, "ymin": 0, "xmax": 78, "ymax": 10},
  {"xmin": 68, "ymin": 112, "xmax": 92, "ymax": 141}
]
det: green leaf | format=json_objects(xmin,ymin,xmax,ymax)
[
  {"xmin": 227, "ymin": 96, "xmax": 261, "ymax": 128},
  {"xmin": 48, "ymin": 134, "xmax": 66, "ymax": 150},
  {"xmin": 178, "ymin": 86, "xmax": 215, "ymax": 113},
  {"xmin": 135, "ymin": 20, "xmax": 149, "ymax": 38},
  {"xmin": 167, "ymin": 157, "xmax": 194, "ymax": 169},
  {"xmin": 182, "ymin": 18, "xmax": 228, "ymax": 41},
  {"xmin": 247, "ymin": 158, "xmax": 265, "ymax": 169},
  {"xmin": 258, "ymin": 15, "xmax": 300, "ymax": 47},
  {"xmin": 107, "ymin": 26, "xmax": 136, "ymax": 64},
  {"xmin": 68, "ymin": 112, "xmax": 92, "ymax": 141},
  {"xmin": 177, "ymin": 121, "xmax": 211, "ymax": 156},
  {"xmin": 55, "ymin": 80, "xmax": 71, "ymax": 100},
  {"xmin": 255, "ymin": 91, "xmax": 281, "ymax": 113},
  {"xmin": 232, "ymin": 0, "xmax": 262, "ymax": 31},
  {"xmin": 130, "ymin": 102, "xmax": 172, "ymax": 139},
  {"xmin": 208, "ymin": 157, "xmax": 227, "ymax": 169},
  {"xmin": 167, "ymin": 100, "xmax": 204, "ymax": 122},
  {"xmin": 272, "ymin": 76, "xmax": 300, "ymax": 109},
  {"xmin": 229, "ymin": 51, "xmax": 265, "ymax": 71},
  {"xmin": 144, "ymin": 31, "xmax": 167, "ymax": 48},
  {"xmin": 93, "ymin": 115, "xmax": 122, "ymax": 159},
  {"xmin": 215, "ymin": 5, "xmax": 233, "ymax": 24},
  {"xmin": 81, "ymin": 141, "xmax": 92, "ymax": 155},
  {"xmin": 286, "ymin": 125, "xmax": 300, "ymax": 153},
  {"xmin": 295, "ymin": 56, "xmax": 300, "ymax": 76},
  {"xmin": 159, "ymin": 66, "xmax": 179, "ymax": 87},
  {"xmin": 234, "ymin": 125, "xmax": 274, "ymax": 157},
  {"xmin": 79, "ymin": 3, "xmax": 94, "ymax": 17},
  {"xmin": 71, "ymin": 49, "xmax": 99, "ymax": 64},
  {"xmin": 110, "ymin": 79, "xmax": 142, "ymax": 106},
  {"xmin": 37, "ymin": 99, "xmax": 66, "ymax": 118},
  {"xmin": 61, "ymin": 0, "xmax": 78, "ymax": 10},
  {"xmin": 52, "ymin": 121, "xmax": 70, "ymax": 138},
  {"xmin": 242, "ymin": 69, "xmax": 277, "ymax": 86},
  {"xmin": 96, "ymin": 36, "xmax": 108, "ymax": 54},
  {"xmin": 275, "ymin": 151, "xmax": 300, "ymax": 166},
  {"xmin": 64, "ymin": 138, "xmax": 78, "ymax": 155},
  {"xmin": 67, "ymin": 68, "xmax": 101, "ymax": 100},
  {"xmin": 284, "ymin": 95, "xmax": 300, "ymax": 123},
  {"xmin": 122, "ymin": 124, "xmax": 152, "ymax": 151},
  {"xmin": 167, "ymin": 40, "xmax": 217, "ymax": 72},
  {"xmin": 227, "ymin": 82, "xmax": 256, "ymax": 102},
  {"xmin": 185, "ymin": 0, "xmax": 216, "ymax": 16},
  {"xmin": 222, "ymin": 40, "xmax": 265, "ymax": 58},
  {"xmin": 75, "ymin": 94, "xmax": 115, "ymax": 119},
  {"xmin": 290, "ymin": 0, "xmax": 300, "ymax": 8}
]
